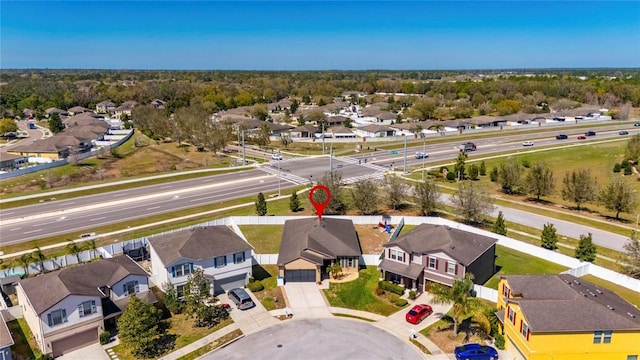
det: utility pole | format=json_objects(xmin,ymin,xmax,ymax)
[
  {"xmin": 422, "ymin": 137, "xmax": 426, "ymax": 181},
  {"xmin": 278, "ymin": 159, "xmax": 281, "ymax": 197},
  {"xmin": 322, "ymin": 122, "xmax": 326, "ymax": 155},
  {"xmin": 329, "ymin": 142, "xmax": 333, "ymax": 172},
  {"xmin": 403, "ymin": 135, "xmax": 407, "ymax": 174},
  {"xmin": 241, "ymin": 130, "xmax": 246, "ymax": 165}
]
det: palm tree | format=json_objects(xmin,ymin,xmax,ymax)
[
  {"xmin": 84, "ymin": 239, "xmax": 97, "ymax": 261},
  {"xmin": 31, "ymin": 247, "xmax": 47, "ymax": 274},
  {"xmin": 18, "ymin": 254, "xmax": 31, "ymax": 276},
  {"xmin": 429, "ymin": 273, "xmax": 484, "ymax": 337},
  {"xmin": 66, "ymin": 241, "xmax": 82, "ymax": 264}
]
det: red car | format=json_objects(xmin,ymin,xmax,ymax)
[
  {"xmin": 405, "ymin": 304, "xmax": 433, "ymax": 324},
  {"xmin": 577, "ymin": 135, "xmax": 587, "ymax": 140}
]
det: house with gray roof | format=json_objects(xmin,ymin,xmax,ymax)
[
  {"xmin": 354, "ymin": 124, "xmax": 396, "ymax": 138},
  {"xmin": 67, "ymin": 106, "xmax": 91, "ymax": 116},
  {"xmin": 277, "ymin": 218, "xmax": 362, "ymax": 283},
  {"xmin": 328, "ymin": 126, "xmax": 355, "ymax": 138},
  {"xmin": 291, "ymin": 124, "xmax": 319, "ymax": 138},
  {"xmin": 0, "ymin": 313, "xmax": 13, "ymax": 360},
  {"xmin": 378, "ymin": 224, "xmax": 497, "ymax": 291},
  {"xmin": 16, "ymin": 256, "xmax": 154, "ymax": 357},
  {"xmin": 148, "ymin": 226, "xmax": 253, "ymax": 296},
  {"xmin": 96, "ymin": 101, "xmax": 116, "ymax": 114}
]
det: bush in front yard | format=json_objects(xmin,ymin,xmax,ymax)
[
  {"xmin": 378, "ymin": 280, "xmax": 404, "ymax": 295},
  {"xmin": 99, "ymin": 331, "xmax": 111, "ymax": 345},
  {"xmin": 388, "ymin": 294, "xmax": 400, "ymax": 304},
  {"xmin": 394, "ymin": 298, "xmax": 408, "ymax": 307},
  {"xmin": 247, "ymin": 281, "xmax": 265, "ymax": 292},
  {"xmin": 375, "ymin": 287, "xmax": 385, "ymax": 296},
  {"xmin": 408, "ymin": 290, "xmax": 416, "ymax": 300}
]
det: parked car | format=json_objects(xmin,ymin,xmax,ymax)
[
  {"xmin": 454, "ymin": 343, "xmax": 499, "ymax": 360},
  {"xmin": 227, "ymin": 288, "xmax": 255, "ymax": 310},
  {"xmin": 585, "ymin": 131, "xmax": 596, "ymax": 136},
  {"xmin": 577, "ymin": 135, "xmax": 587, "ymax": 140},
  {"xmin": 415, "ymin": 152, "xmax": 428, "ymax": 159},
  {"xmin": 619, "ymin": 130, "xmax": 629, "ymax": 135},
  {"xmin": 555, "ymin": 134, "xmax": 568, "ymax": 140},
  {"xmin": 271, "ymin": 153, "xmax": 283, "ymax": 160},
  {"xmin": 522, "ymin": 141, "xmax": 534, "ymax": 147},
  {"xmin": 405, "ymin": 304, "xmax": 433, "ymax": 324}
]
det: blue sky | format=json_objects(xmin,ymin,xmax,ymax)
[{"xmin": 2, "ymin": 1, "xmax": 639, "ymax": 70}]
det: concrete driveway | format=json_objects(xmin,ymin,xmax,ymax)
[
  {"xmin": 56, "ymin": 342, "xmax": 109, "ymax": 360},
  {"xmin": 283, "ymin": 283, "xmax": 331, "ymax": 318},
  {"xmin": 217, "ymin": 290, "xmax": 278, "ymax": 335}
]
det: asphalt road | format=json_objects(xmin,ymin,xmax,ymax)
[
  {"xmin": 0, "ymin": 123, "xmax": 637, "ymax": 247},
  {"xmin": 203, "ymin": 318, "xmax": 423, "ymax": 360}
]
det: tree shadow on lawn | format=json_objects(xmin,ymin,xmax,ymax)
[
  {"xmin": 426, "ymin": 316, "xmax": 491, "ymax": 353},
  {"xmin": 252, "ymin": 264, "xmax": 273, "ymax": 281}
]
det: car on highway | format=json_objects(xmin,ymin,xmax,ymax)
[
  {"xmin": 585, "ymin": 131, "xmax": 596, "ymax": 136},
  {"xmin": 555, "ymin": 134, "xmax": 568, "ymax": 140},
  {"xmin": 461, "ymin": 142, "xmax": 477, "ymax": 151},
  {"xmin": 635, "ymin": 122, "xmax": 640, "ymax": 126},
  {"xmin": 405, "ymin": 304, "xmax": 432, "ymax": 324},
  {"xmin": 390, "ymin": 150, "xmax": 399, "ymax": 155},
  {"xmin": 522, "ymin": 141, "xmax": 534, "ymax": 147},
  {"xmin": 415, "ymin": 152, "xmax": 428, "ymax": 159},
  {"xmin": 454, "ymin": 343, "xmax": 499, "ymax": 360},
  {"xmin": 271, "ymin": 153, "xmax": 283, "ymax": 160},
  {"xmin": 619, "ymin": 130, "xmax": 629, "ymax": 135},
  {"xmin": 577, "ymin": 135, "xmax": 587, "ymax": 140}
]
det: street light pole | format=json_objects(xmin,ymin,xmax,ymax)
[
  {"xmin": 241, "ymin": 130, "xmax": 246, "ymax": 165},
  {"xmin": 322, "ymin": 122, "xmax": 326, "ymax": 155},
  {"xmin": 329, "ymin": 142, "xmax": 333, "ymax": 172},
  {"xmin": 403, "ymin": 135, "xmax": 407, "ymax": 174},
  {"xmin": 278, "ymin": 159, "xmax": 281, "ymax": 197},
  {"xmin": 422, "ymin": 138, "xmax": 426, "ymax": 181}
]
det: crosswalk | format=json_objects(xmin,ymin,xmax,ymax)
[
  {"xmin": 343, "ymin": 172, "xmax": 386, "ymax": 184},
  {"xmin": 339, "ymin": 156, "xmax": 387, "ymax": 172},
  {"xmin": 260, "ymin": 165, "xmax": 310, "ymax": 185}
]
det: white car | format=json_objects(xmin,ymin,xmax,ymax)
[
  {"xmin": 522, "ymin": 141, "xmax": 534, "ymax": 147},
  {"xmin": 271, "ymin": 153, "xmax": 283, "ymax": 160}
]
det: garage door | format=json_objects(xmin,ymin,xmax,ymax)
[
  {"xmin": 52, "ymin": 328, "xmax": 99, "ymax": 357},
  {"xmin": 213, "ymin": 274, "xmax": 247, "ymax": 295},
  {"xmin": 285, "ymin": 270, "xmax": 316, "ymax": 283}
]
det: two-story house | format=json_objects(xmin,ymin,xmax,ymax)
[
  {"xmin": 497, "ymin": 274, "xmax": 640, "ymax": 360},
  {"xmin": 148, "ymin": 226, "xmax": 253, "ymax": 296},
  {"xmin": 16, "ymin": 256, "xmax": 154, "ymax": 357},
  {"xmin": 378, "ymin": 224, "xmax": 497, "ymax": 291},
  {"xmin": 96, "ymin": 101, "xmax": 116, "ymax": 114}
]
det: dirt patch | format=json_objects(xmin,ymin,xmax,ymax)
[
  {"xmin": 427, "ymin": 323, "xmax": 492, "ymax": 353},
  {"xmin": 354, "ymin": 224, "xmax": 391, "ymax": 254}
]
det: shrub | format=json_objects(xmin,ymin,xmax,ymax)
[
  {"xmin": 248, "ymin": 276, "xmax": 256, "ymax": 283},
  {"xmin": 388, "ymin": 294, "xmax": 400, "ymax": 304},
  {"xmin": 490, "ymin": 167, "xmax": 499, "ymax": 182},
  {"xmin": 521, "ymin": 158, "xmax": 531, "ymax": 168},
  {"xmin": 624, "ymin": 164, "xmax": 633, "ymax": 175},
  {"xmin": 494, "ymin": 333, "xmax": 505, "ymax": 349},
  {"xmin": 375, "ymin": 287, "xmax": 385, "ymax": 296},
  {"xmin": 378, "ymin": 280, "xmax": 405, "ymax": 295},
  {"xmin": 446, "ymin": 171, "xmax": 457, "ymax": 181},
  {"xmin": 439, "ymin": 166, "xmax": 449, "ymax": 173},
  {"xmin": 613, "ymin": 163, "xmax": 622, "ymax": 173},
  {"xmin": 408, "ymin": 290, "xmax": 416, "ymax": 300},
  {"xmin": 99, "ymin": 331, "xmax": 111, "ymax": 345},
  {"xmin": 247, "ymin": 281, "xmax": 264, "ymax": 292},
  {"xmin": 395, "ymin": 298, "xmax": 408, "ymax": 307}
]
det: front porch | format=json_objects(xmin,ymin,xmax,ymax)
[{"xmin": 378, "ymin": 259, "xmax": 424, "ymax": 292}]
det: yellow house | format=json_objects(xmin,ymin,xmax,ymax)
[{"xmin": 497, "ymin": 274, "xmax": 640, "ymax": 360}]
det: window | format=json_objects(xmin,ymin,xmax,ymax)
[
  {"xmin": 78, "ymin": 300, "xmax": 97, "ymax": 318},
  {"xmin": 593, "ymin": 330, "xmax": 603, "ymax": 343},
  {"xmin": 214, "ymin": 256, "xmax": 227, "ymax": 268},
  {"xmin": 603, "ymin": 330, "xmax": 612, "ymax": 344},
  {"xmin": 123, "ymin": 280, "xmax": 139, "ymax": 296},
  {"xmin": 390, "ymin": 250, "xmax": 398, "ymax": 260},
  {"xmin": 502, "ymin": 284, "xmax": 510, "ymax": 298},
  {"xmin": 233, "ymin": 252, "xmax": 245, "ymax": 264},
  {"xmin": 173, "ymin": 263, "xmax": 193, "ymax": 277},
  {"xmin": 47, "ymin": 309, "xmax": 67, "ymax": 327},
  {"xmin": 446, "ymin": 261, "xmax": 456, "ymax": 275},
  {"xmin": 176, "ymin": 285, "xmax": 185, "ymax": 298},
  {"xmin": 428, "ymin": 257, "xmax": 437, "ymax": 269},
  {"xmin": 521, "ymin": 322, "xmax": 529, "ymax": 340},
  {"xmin": 508, "ymin": 307, "xmax": 516, "ymax": 324},
  {"xmin": 627, "ymin": 356, "xmax": 638, "ymax": 360}
]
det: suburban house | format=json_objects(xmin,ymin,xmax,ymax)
[
  {"xmin": 0, "ymin": 152, "xmax": 27, "ymax": 171},
  {"xmin": 16, "ymin": 256, "xmax": 154, "ymax": 357},
  {"xmin": 328, "ymin": 126, "xmax": 356, "ymax": 138},
  {"xmin": 96, "ymin": 101, "xmax": 116, "ymax": 114},
  {"xmin": 67, "ymin": 106, "xmax": 91, "ymax": 116},
  {"xmin": 0, "ymin": 313, "xmax": 13, "ymax": 360},
  {"xmin": 378, "ymin": 224, "xmax": 497, "ymax": 291},
  {"xmin": 114, "ymin": 101, "xmax": 137, "ymax": 119},
  {"xmin": 8, "ymin": 134, "xmax": 92, "ymax": 160},
  {"xmin": 148, "ymin": 226, "xmax": 253, "ymax": 296},
  {"xmin": 497, "ymin": 274, "xmax": 640, "ymax": 360},
  {"xmin": 44, "ymin": 107, "xmax": 68, "ymax": 118},
  {"xmin": 290, "ymin": 125, "xmax": 319, "ymax": 138},
  {"xmin": 354, "ymin": 124, "xmax": 396, "ymax": 138},
  {"xmin": 277, "ymin": 217, "xmax": 362, "ymax": 283}
]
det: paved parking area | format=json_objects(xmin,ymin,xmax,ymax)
[
  {"xmin": 202, "ymin": 318, "xmax": 424, "ymax": 360},
  {"xmin": 57, "ymin": 342, "xmax": 110, "ymax": 360},
  {"xmin": 283, "ymin": 283, "xmax": 331, "ymax": 318},
  {"xmin": 218, "ymin": 290, "xmax": 278, "ymax": 335}
]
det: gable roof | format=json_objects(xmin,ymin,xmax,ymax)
[
  {"xmin": 148, "ymin": 226, "xmax": 252, "ymax": 265},
  {"xmin": 386, "ymin": 224, "xmax": 497, "ymax": 265},
  {"xmin": 505, "ymin": 274, "xmax": 640, "ymax": 332},
  {"xmin": 19, "ymin": 256, "xmax": 148, "ymax": 315},
  {"xmin": 328, "ymin": 126, "xmax": 354, "ymax": 134},
  {"xmin": 359, "ymin": 124, "xmax": 394, "ymax": 133},
  {"xmin": 278, "ymin": 217, "xmax": 362, "ymax": 266},
  {"xmin": 292, "ymin": 125, "xmax": 319, "ymax": 133}
]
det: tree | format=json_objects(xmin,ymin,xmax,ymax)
[
  {"xmin": 624, "ymin": 134, "xmax": 640, "ymax": 163},
  {"xmin": 383, "ymin": 174, "xmax": 408, "ymax": 210},
  {"xmin": 18, "ymin": 254, "xmax": 31, "ymax": 276},
  {"xmin": 312, "ymin": 171, "xmax": 346, "ymax": 215},
  {"xmin": 48, "ymin": 112, "xmax": 64, "ymax": 133},
  {"xmin": 66, "ymin": 240, "xmax": 82, "ymax": 264},
  {"xmin": 279, "ymin": 133, "xmax": 293, "ymax": 149},
  {"xmin": 622, "ymin": 231, "xmax": 640, "ymax": 279},
  {"xmin": 255, "ymin": 192, "xmax": 267, "ymax": 216},
  {"xmin": 290, "ymin": 99, "xmax": 299, "ymax": 114},
  {"xmin": 328, "ymin": 262, "xmax": 343, "ymax": 280},
  {"xmin": 575, "ymin": 233, "xmax": 597, "ymax": 262},
  {"xmin": 498, "ymin": 158, "xmax": 522, "ymax": 194},
  {"xmin": 561, "ymin": 169, "xmax": 598, "ymax": 210},
  {"xmin": 0, "ymin": 118, "xmax": 18, "ymax": 134},
  {"xmin": 349, "ymin": 179, "xmax": 379, "ymax": 215},
  {"xmin": 84, "ymin": 239, "xmax": 97, "ymax": 260},
  {"xmin": 540, "ymin": 223, "xmax": 558, "ymax": 250},
  {"xmin": 32, "ymin": 247, "xmax": 47, "ymax": 274},
  {"xmin": 289, "ymin": 190, "xmax": 301, "ymax": 212},
  {"xmin": 430, "ymin": 273, "xmax": 484, "ymax": 337},
  {"xmin": 117, "ymin": 294, "xmax": 163, "ymax": 358},
  {"xmin": 250, "ymin": 103, "xmax": 269, "ymax": 121},
  {"xmin": 183, "ymin": 268, "xmax": 228, "ymax": 328},
  {"xmin": 162, "ymin": 282, "xmax": 185, "ymax": 315},
  {"xmin": 525, "ymin": 162, "xmax": 555, "ymax": 201},
  {"xmin": 479, "ymin": 161, "xmax": 486, "ymax": 176},
  {"xmin": 454, "ymin": 151, "xmax": 468, "ymax": 181},
  {"xmin": 492, "ymin": 211, "xmax": 507, "ymax": 236},
  {"xmin": 414, "ymin": 178, "xmax": 439, "ymax": 216},
  {"xmin": 451, "ymin": 182, "xmax": 495, "ymax": 224},
  {"xmin": 599, "ymin": 177, "xmax": 638, "ymax": 220},
  {"xmin": 468, "ymin": 164, "xmax": 479, "ymax": 180}
]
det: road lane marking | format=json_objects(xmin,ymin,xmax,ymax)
[
  {"xmin": 9, "ymin": 228, "xmax": 21, "ymax": 231},
  {"xmin": 146, "ymin": 206, "xmax": 161, "ymax": 210},
  {"xmin": 89, "ymin": 216, "xmax": 106, "ymax": 221},
  {"xmin": 23, "ymin": 229, "xmax": 42, "ymax": 234}
]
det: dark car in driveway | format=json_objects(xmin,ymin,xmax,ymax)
[
  {"xmin": 454, "ymin": 343, "xmax": 499, "ymax": 360},
  {"xmin": 405, "ymin": 304, "xmax": 433, "ymax": 324}
]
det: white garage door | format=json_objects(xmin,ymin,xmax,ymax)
[
  {"xmin": 51, "ymin": 328, "xmax": 99, "ymax": 357},
  {"xmin": 213, "ymin": 274, "xmax": 247, "ymax": 295}
]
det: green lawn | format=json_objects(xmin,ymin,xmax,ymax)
[
  {"xmin": 483, "ymin": 245, "xmax": 569, "ymax": 289},
  {"xmin": 239, "ymin": 225, "xmax": 283, "ymax": 253},
  {"xmin": 251, "ymin": 264, "xmax": 286, "ymax": 311},
  {"xmin": 323, "ymin": 266, "xmax": 399, "ymax": 316},
  {"xmin": 7, "ymin": 318, "xmax": 45, "ymax": 359}
]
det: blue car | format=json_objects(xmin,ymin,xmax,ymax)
[{"xmin": 454, "ymin": 343, "xmax": 499, "ymax": 360}]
